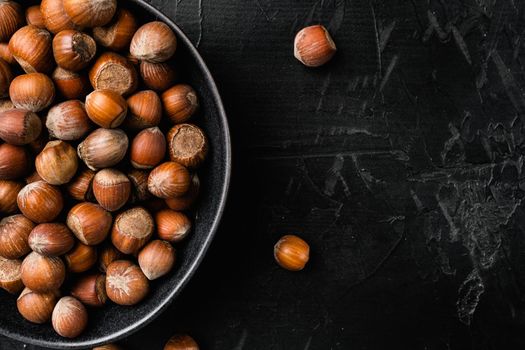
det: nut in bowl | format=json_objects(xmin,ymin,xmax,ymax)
[{"xmin": 0, "ymin": 0, "xmax": 231, "ymax": 348}]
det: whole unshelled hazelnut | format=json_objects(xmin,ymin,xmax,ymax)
[
  {"xmin": 52, "ymin": 67, "xmax": 91, "ymax": 100},
  {"xmin": 9, "ymin": 73, "xmax": 55, "ymax": 112},
  {"xmin": 161, "ymin": 84, "xmax": 199, "ymax": 124},
  {"xmin": 36, "ymin": 140, "xmax": 79, "ymax": 185},
  {"xmin": 0, "ymin": 180, "xmax": 24, "ymax": 214},
  {"xmin": 0, "ymin": 144, "xmax": 30, "ymax": 180},
  {"xmin": 0, "ymin": 214, "xmax": 34, "ymax": 259},
  {"xmin": 106, "ymin": 260, "xmax": 149, "ymax": 305},
  {"xmin": 155, "ymin": 209, "xmax": 192, "ymax": 243},
  {"xmin": 0, "ymin": 44, "xmax": 16, "ymax": 65},
  {"xmin": 89, "ymin": 52, "xmax": 138, "ymax": 96},
  {"xmin": 66, "ymin": 168, "xmax": 95, "ymax": 201},
  {"xmin": 140, "ymin": 61, "xmax": 177, "ymax": 92},
  {"xmin": 131, "ymin": 127, "xmax": 166, "ymax": 169},
  {"xmin": 0, "ymin": 257, "xmax": 24, "ymax": 294},
  {"xmin": 98, "ymin": 242, "xmax": 123, "ymax": 272},
  {"xmin": 167, "ymin": 124, "xmax": 208, "ymax": 169},
  {"xmin": 63, "ymin": 0, "xmax": 117, "ymax": 28},
  {"xmin": 46, "ymin": 100, "xmax": 92, "ymax": 140},
  {"xmin": 21, "ymin": 251, "xmax": 66, "ymax": 292},
  {"xmin": 294, "ymin": 25, "xmax": 336, "ymax": 67},
  {"xmin": 28, "ymin": 223, "xmax": 75, "ymax": 257},
  {"xmin": 92, "ymin": 169, "xmax": 131, "ymax": 212},
  {"xmin": 274, "ymin": 235, "xmax": 310, "ymax": 271},
  {"xmin": 70, "ymin": 273, "xmax": 107, "ymax": 307},
  {"xmin": 0, "ymin": 58, "xmax": 13, "ymax": 98},
  {"xmin": 52, "ymin": 296, "xmax": 88, "ymax": 338},
  {"xmin": 93, "ymin": 9, "xmax": 138, "ymax": 51},
  {"xmin": 85, "ymin": 89, "xmax": 128, "ymax": 128},
  {"xmin": 165, "ymin": 174, "xmax": 200, "ymax": 211},
  {"xmin": 127, "ymin": 169, "xmax": 152, "ymax": 203},
  {"xmin": 138, "ymin": 240, "xmax": 175, "ymax": 280},
  {"xmin": 25, "ymin": 6, "xmax": 45, "ymax": 29},
  {"xmin": 17, "ymin": 181, "xmax": 64, "ymax": 223},
  {"xmin": 111, "ymin": 207, "xmax": 154, "ymax": 254},
  {"xmin": 67, "ymin": 202, "xmax": 112, "ymax": 245},
  {"xmin": 17, "ymin": 287, "xmax": 59, "ymax": 323},
  {"xmin": 164, "ymin": 334, "xmax": 199, "ymax": 350},
  {"xmin": 9, "ymin": 25, "xmax": 54, "ymax": 74},
  {"xmin": 0, "ymin": 1, "xmax": 23, "ymax": 42},
  {"xmin": 41, "ymin": 0, "xmax": 80, "ymax": 34},
  {"xmin": 0, "ymin": 109, "xmax": 42, "ymax": 145},
  {"xmin": 64, "ymin": 242, "xmax": 97, "ymax": 273},
  {"xmin": 124, "ymin": 90, "xmax": 162, "ymax": 130},
  {"xmin": 53, "ymin": 30, "xmax": 97, "ymax": 71},
  {"xmin": 148, "ymin": 162, "xmax": 191, "ymax": 199},
  {"xmin": 130, "ymin": 21, "xmax": 177, "ymax": 63},
  {"xmin": 78, "ymin": 128, "xmax": 129, "ymax": 170}
]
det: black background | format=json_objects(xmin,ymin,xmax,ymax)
[{"xmin": 4, "ymin": 0, "xmax": 525, "ymax": 349}]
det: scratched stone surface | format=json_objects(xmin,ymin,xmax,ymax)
[{"xmin": 3, "ymin": 0, "xmax": 525, "ymax": 349}]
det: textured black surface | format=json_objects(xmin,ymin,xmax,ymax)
[{"xmin": 4, "ymin": 0, "xmax": 525, "ymax": 349}]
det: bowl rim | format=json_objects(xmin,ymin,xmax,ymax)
[{"xmin": 0, "ymin": 1, "xmax": 232, "ymax": 348}]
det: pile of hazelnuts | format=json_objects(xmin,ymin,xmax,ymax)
[{"xmin": 0, "ymin": 0, "xmax": 208, "ymax": 340}]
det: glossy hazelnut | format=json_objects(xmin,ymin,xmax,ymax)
[
  {"xmin": 0, "ymin": 144, "xmax": 30, "ymax": 180},
  {"xmin": 124, "ymin": 90, "xmax": 162, "ymax": 130},
  {"xmin": 63, "ymin": 0, "xmax": 117, "ymax": 28},
  {"xmin": 127, "ymin": 169, "xmax": 152, "ymax": 203},
  {"xmin": 17, "ymin": 287, "xmax": 59, "ymax": 323},
  {"xmin": 66, "ymin": 168, "xmax": 95, "ymax": 201},
  {"xmin": 0, "ymin": 257, "xmax": 24, "ymax": 294},
  {"xmin": 25, "ymin": 171, "xmax": 43, "ymax": 184},
  {"xmin": 9, "ymin": 73, "xmax": 55, "ymax": 112},
  {"xmin": 46, "ymin": 100, "xmax": 92, "ymax": 140},
  {"xmin": 53, "ymin": 30, "xmax": 97, "ymax": 71},
  {"xmin": 164, "ymin": 334, "xmax": 199, "ymax": 350},
  {"xmin": 165, "ymin": 174, "xmax": 200, "ymax": 211},
  {"xmin": 0, "ymin": 109, "xmax": 42, "ymax": 145},
  {"xmin": 89, "ymin": 52, "xmax": 138, "ymax": 96},
  {"xmin": 131, "ymin": 127, "xmax": 166, "ymax": 169},
  {"xmin": 21, "ymin": 251, "xmax": 66, "ymax": 292},
  {"xmin": 106, "ymin": 260, "xmax": 149, "ymax": 305},
  {"xmin": 0, "ymin": 214, "xmax": 34, "ymax": 259},
  {"xmin": 0, "ymin": 58, "xmax": 13, "ymax": 98},
  {"xmin": 52, "ymin": 296, "xmax": 88, "ymax": 338},
  {"xmin": 138, "ymin": 240, "xmax": 175, "ymax": 280},
  {"xmin": 85, "ymin": 89, "xmax": 128, "ymax": 128},
  {"xmin": 167, "ymin": 124, "xmax": 208, "ymax": 169},
  {"xmin": 274, "ymin": 235, "xmax": 310, "ymax": 271},
  {"xmin": 161, "ymin": 84, "xmax": 199, "ymax": 124},
  {"xmin": 41, "ymin": 0, "xmax": 80, "ymax": 34},
  {"xmin": 140, "ymin": 61, "xmax": 177, "ymax": 92},
  {"xmin": 111, "ymin": 207, "xmax": 154, "ymax": 254},
  {"xmin": 9, "ymin": 25, "xmax": 54, "ymax": 74},
  {"xmin": 0, "ymin": 1, "xmax": 23, "ymax": 42},
  {"xmin": 155, "ymin": 209, "xmax": 192, "ymax": 243},
  {"xmin": 17, "ymin": 181, "xmax": 64, "ymax": 223},
  {"xmin": 0, "ymin": 180, "xmax": 24, "ymax": 214},
  {"xmin": 25, "ymin": 5, "xmax": 45, "ymax": 29},
  {"xmin": 64, "ymin": 242, "xmax": 97, "ymax": 273},
  {"xmin": 28, "ymin": 223, "xmax": 75, "ymax": 257},
  {"xmin": 98, "ymin": 242, "xmax": 122, "ymax": 272},
  {"xmin": 0, "ymin": 44, "xmax": 16, "ymax": 65},
  {"xmin": 92, "ymin": 169, "xmax": 131, "ymax": 212},
  {"xmin": 78, "ymin": 128, "xmax": 128, "ymax": 170},
  {"xmin": 148, "ymin": 162, "xmax": 191, "ymax": 199},
  {"xmin": 70, "ymin": 273, "xmax": 107, "ymax": 307},
  {"xmin": 294, "ymin": 25, "xmax": 336, "ymax": 67},
  {"xmin": 93, "ymin": 9, "xmax": 138, "ymax": 51},
  {"xmin": 130, "ymin": 21, "xmax": 177, "ymax": 63},
  {"xmin": 36, "ymin": 141, "xmax": 79, "ymax": 185},
  {"xmin": 67, "ymin": 202, "xmax": 112, "ymax": 245},
  {"xmin": 52, "ymin": 67, "xmax": 91, "ymax": 100}
]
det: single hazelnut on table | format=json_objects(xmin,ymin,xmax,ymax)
[
  {"xmin": 0, "ymin": 1, "xmax": 23, "ymax": 42},
  {"xmin": 41, "ymin": 0, "xmax": 80, "ymax": 34},
  {"xmin": 274, "ymin": 235, "xmax": 310, "ymax": 271},
  {"xmin": 0, "ymin": 58, "xmax": 13, "ymax": 98},
  {"xmin": 161, "ymin": 84, "xmax": 199, "ymax": 124},
  {"xmin": 167, "ymin": 124, "xmax": 208, "ymax": 169},
  {"xmin": 130, "ymin": 21, "xmax": 177, "ymax": 63},
  {"xmin": 35, "ymin": 140, "xmax": 79, "ymax": 185},
  {"xmin": 98, "ymin": 242, "xmax": 123, "ymax": 272},
  {"xmin": 0, "ymin": 44, "xmax": 16, "ymax": 65},
  {"xmin": 93, "ymin": 8, "xmax": 138, "ymax": 51},
  {"xmin": 17, "ymin": 181, "xmax": 64, "ymax": 223},
  {"xmin": 127, "ymin": 169, "xmax": 152, "ymax": 203},
  {"xmin": 92, "ymin": 168, "xmax": 131, "ymax": 212},
  {"xmin": 66, "ymin": 168, "xmax": 95, "ymax": 201},
  {"xmin": 25, "ymin": 5, "xmax": 45, "ymax": 29},
  {"xmin": 0, "ymin": 180, "xmax": 24, "ymax": 214},
  {"xmin": 28, "ymin": 223, "xmax": 75, "ymax": 257},
  {"xmin": 0, "ymin": 215, "xmax": 34, "ymax": 259},
  {"xmin": 53, "ymin": 29, "xmax": 97, "ymax": 71},
  {"xmin": 85, "ymin": 89, "xmax": 128, "ymax": 128},
  {"xmin": 155, "ymin": 209, "xmax": 192, "ymax": 243},
  {"xmin": 52, "ymin": 296, "xmax": 88, "ymax": 338},
  {"xmin": 78, "ymin": 128, "xmax": 129, "ymax": 170},
  {"xmin": 67, "ymin": 202, "xmax": 112, "ymax": 245},
  {"xmin": 106, "ymin": 260, "xmax": 149, "ymax": 305},
  {"xmin": 0, "ymin": 109, "xmax": 42, "ymax": 145},
  {"xmin": 70, "ymin": 273, "xmax": 107, "ymax": 307},
  {"xmin": 9, "ymin": 25, "xmax": 54, "ymax": 74},
  {"xmin": 124, "ymin": 90, "xmax": 162, "ymax": 130},
  {"xmin": 111, "ymin": 207, "xmax": 154, "ymax": 254},
  {"xmin": 46, "ymin": 100, "xmax": 92, "ymax": 141},
  {"xmin": 65, "ymin": 242, "xmax": 98, "ymax": 273},
  {"xmin": 131, "ymin": 127, "xmax": 166, "ymax": 169},
  {"xmin": 0, "ymin": 144, "xmax": 31, "ymax": 180},
  {"xmin": 17, "ymin": 287, "xmax": 59, "ymax": 324},
  {"xmin": 21, "ymin": 251, "xmax": 66, "ymax": 292},
  {"xmin": 294, "ymin": 25, "xmax": 336, "ymax": 67},
  {"xmin": 148, "ymin": 162, "xmax": 191, "ymax": 199},
  {"xmin": 164, "ymin": 334, "xmax": 200, "ymax": 350},
  {"xmin": 89, "ymin": 52, "xmax": 138, "ymax": 96},
  {"xmin": 63, "ymin": 0, "xmax": 117, "ymax": 28},
  {"xmin": 140, "ymin": 61, "xmax": 177, "ymax": 92},
  {"xmin": 52, "ymin": 67, "xmax": 91, "ymax": 100},
  {"xmin": 165, "ymin": 174, "xmax": 200, "ymax": 211},
  {"xmin": 9, "ymin": 73, "xmax": 55, "ymax": 112},
  {"xmin": 0, "ymin": 257, "xmax": 24, "ymax": 294},
  {"xmin": 138, "ymin": 240, "xmax": 176, "ymax": 280}
]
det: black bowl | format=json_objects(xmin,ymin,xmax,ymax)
[{"xmin": 0, "ymin": 1, "xmax": 231, "ymax": 348}]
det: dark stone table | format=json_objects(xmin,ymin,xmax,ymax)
[{"xmin": 3, "ymin": 0, "xmax": 525, "ymax": 348}]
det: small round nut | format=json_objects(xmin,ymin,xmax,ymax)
[
  {"xmin": 167, "ymin": 124, "xmax": 208, "ymax": 169},
  {"xmin": 111, "ymin": 207, "xmax": 154, "ymax": 255},
  {"xmin": 274, "ymin": 235, "xmax": 310, "ymax": 271},
  {"xmin": 0, "ymin": 257, "xmax": 24, "ymax": 294},
  {"xmin": 89, "ymin": 52, "xmax": 138, "ymax": 96},
  {"xmin": 106, "ymin": 260, "xmax": 149, "ymax": 305},
  {"xmin": 0, "ymin": 215, "xmax": 34, "ymax": 259},
  {"xmin": 93, "ymin": 8, "xmax": 138, "ymax": 51},
  {"xmin": 67, "ymin": 202, "xmax": 112, "ymax": 245},
  {"xmin": 9, "ymin": 25, "xmax": 54, "ymax": 74},
  {"xmin": 138, "ymin": 240, "xmax": 176, "ymax": 280},
  {"xmin": 130, "ymin": 21, "xmax": 176, "ymax": 63},
  {"xmin": 63, "ymin": 0, "xmax": 117, "ymax": 28},
  {"xmin": 124, "ymin": 90, "xmax": 162, "ymax": 130},
  {"xmin": 70, "ymin": 273, "xmax": 107, "ymax": 307},
  {"xmin": 161, "ymin": 84, "xmax": 198, "ymax": 124},
  {"xmin": 28, "ymin": 223, "xmax": 75, "ymax": 257},
  {"xmin": 165, "ymin": 174, "xmax": 200, "ymax": 211},
  {"xmin": 0, "ymin": 109, "xmax": 43, "ymax": 145},
  {"xmin": 164, "ymin": 335, "xmax": 199, "ymax": 350},
  {"xmin": 52, "ymin": 296, "xmax": 88, "ymax": 338},
  {"xmin": 85, "ymin": 89, "xmax": 128, "ymax": 128},
  {"xmin": 0, "ymin": 180, "xmax": 24, "ymax": 214},
  {"xmin": 92, "ymin": 169, "xmax": 131, "ymax": 212},
  {"xmin": 294, "ymin": 25, "xmax": 336, "ymax": 67},
  {"xmin": 0, "ymin": 144, "xmax": 31, "ymax": 180},
  {"xmin": 66, "ymin": 168, "xmax": 95, "ymax": 201},
  {"xmin": 148, "ymin": 162, "xmax": 191, "ymax": 199},
  {"xmin": 46, "ymin": 100, "xmax": 92, "ymax": 141},
  {"xmin": 35, "ymin": 140, "xmax": 79, "ymax": 185},
  {"xmin": 17, "ymin": 181, "xmax": 64, "ymax": 223},
  {"xmin": 64, "ymin": 242, "xmax": 98, "ymax": 273},
  {"xmin": 52, "ymin": 30, "xmax": 97, "ymax": 71},
  {"xmin": 78, "ymin": 128, "xmax": 129, "ymax": 170},
  {"xmin": 155, "ymin": 209, "xmax": 192, "ymax": 243},
  {"xmin": 130, "ymin": 127, "xmax": 166, "ymax": 169},
  {"xmin": 21, "ymin": 251, "xmax": 66, "ymax": 292},
  {"xmin": 17, "ymin": 287, "xmax": 59, "ymax": 324}
]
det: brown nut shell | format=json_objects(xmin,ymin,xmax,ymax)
[
  {"xmin": 53, "ymin": 30, "xmax": 97, "ymax": 71},
  {"xmin": 148, "ymin": 162, "xmax": 191, "ymax": 199},
  {"xmin": 67, "ymin": 202, "xmax": 112, "ymax": 245},
  {"xmin": 28, "ymin": 223, "xmax": 75, "ymax": 257},
  {"xmin": 106, "ymin": 260, "xmax": 149, "ymax": 305},
  {"xmin": 25, "ymin": 6, "xmax": 45, "ymax": 29},
  {"xmin": 66, "ymin": 168, "xmax": 95, "ymax": 201},
  {"xmin": 78, "ymin": 128, "xmax": 128, "ymax": 170},
  {"xmin": 0, "ymin": 44, "xmax": 16, "ymax": 65},
  {"xmin": 35, "ymin": 140, "xmax": 79, "ymax": 185},
  {"xmin": 85, "ymin": 89, "xmax": 128, "ymax": 128},
  {"xmin": 124, "ymin": 90, "xmax": 162, "ymax": 130},
  {"xmin": 130, "ymin": 21, "xmax": 176, "ymax": 63},
  {"xmin": 17, "ymin": 181, "xmax": 64, "ymax": 223},
  {"xmin": 0, "ymin": 1, "xmax": 23, "ymax": 41},
  {"xmin": 0, "ymin": 180, "xmax": 24, "ymax": 214},
  {"xmin": 70, "ymin": 273, "xmax": 107, "ymax": 307},
  {"xmin": 64, "ymin": 242, "xmax": 97, "ymax": 273},
  {"xmin": 140, "ymin": 61, "xmax": 177, "ymax": 92},
  {"xmin": 98, "ymin": 243, "xmax": 123, "ymax": 273},
  {"xmin": 21, "ymin": 251, "xmax": 65, "ymax": 292},
  {"xmin": 46, "ymin": 100, "xmax": 92, "ymax": 140},
  {"xmin": 111, "ymin": 207, "xmax": 154, "ymax": 254},
  {"xmin": 165, "ymin": 174, "xmax": 200, "ymax": 211},
  {"xmin": 0, "ymin": 215, "xmax": 34, "ymax": 259},
  {"xmin": 52, "ymin": 296, "xmax": 88, "ymax": 338},
  {"xmin": 0, "ymin": 109, "xmax": 42, "ymax": 145},
  {"xmin": 63, "ymin": 0, "xmax": 117, "ymax": 28},
  {"xmin": 161, "ymin": 84, "xmax": 199, "ymax": 124},
  {"xmin": 93, "ymin": 9, "xmax": 138, "ymax": 51},
  {"xmin": 89, "ymin": 52, "xmax": 138, "ymax": 96},
  {"xmin": 9, "ymin": 25, "xmax": 54, "ymax": 74},
  {"xmin": 294, "ymin": 25, "xmax": 336, "ymax": 67},
  {"xmin": 0, "ymin": 58, "xmax": 13, "ymax": 98},
  {"xmin": 9, "ymin": 73, "xmax": 55, "ymax": 112},
  {"xmin": 164, "ymin": 335, "xmax": 199, "ymax": 350},
  {"xmin": 41, "ymin": 0, "xmax": 80, "ymax": 34},
  {"xmin": 0, "ymin": 257, "xmax": 24, "ymax": 294},
  {"xmin": 167, "ymin": 124, "xmax": 208, "ymax": 169},
  {"xmin": 127, "ymin": 169, "xmax": 152, "ymax": 203},
  {"xmin": 17, "ymin": 287, "xmax": 59, "ymax": 323},
  {"xmin": 155, "ymin": 209, "xmax": 192, "ymax": 243},
  {"xmin": 92, "ymin": 169, "xmax": 131, "ymax": 212},
  {"xmin": 274, "ymin": 235, "xmax": 310, "ymax": 271},
  {"xmin": 0, "ymin": 144, "xmax": 30, "ymax": 180},
  {"xmin": 52, "ymin": 67, "xmax": 91, "ymax": 100},
  {"xmin": 138, "ymin": 240, "xmax": 175, "ymax": 280},
  {"xmin": 131, "ymin": 127, "xmax": 166, "ymax": 169}
]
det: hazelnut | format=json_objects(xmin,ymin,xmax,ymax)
[
  {"xmin": 140, "ymin": 61, "xmax": 177, "ymax": 92},
  {"xmin": 0, "ymin": 257, "xmax": 24, "ymax": 294},
  {"xmin": 9, "ymin": 25, "xmax": 54, "ymax": 74},
  {"xmin": 21, "ymin": 251, "xmax": 66, "ymax": 292},
  {"xmin": 148, "ymin": 162, "xmax": 191, "ymax": 199},
  {"xmin": 52, "ymin": 296, "xmax": 88, "ymax": 338},
  {"xmin": 46, "ymin": 100, "xmax": 92, "ymax": 140},
  {"xmin": 165, "ymin": 174, "xmax": 200, "ymax": 211},
  {"xmin": 64, "ymin": 242, "xmax": 97, "ymax": 273},
  {"xmin": 111, "ymin": 207, "xmax": 154, "ymax": 254},
  {"xmin": 93, "ymin": 9, "xmax": 138, "ymax": 51},
  {"xmin": 70, "ymin": 273, "xmax": 107, "ymax": 307},
  {"xmin": 161, "ymin": 84, "xmax": 199, "ymax": 124},
  {"xmin": 0, "ymin": 144, "xmax": 30, "ymax": 180},
  {"xmin": 155, "ymin": 209, "xmax": 192, "ymax": 243},
  {"xmin": 274, "ymin": 235, "xmax": 310, "ymax": 271},
  {"xmin": 106, "ymin": 260, "xmax": 149, "ymax": 305},
  {"xmin": 92, "ymin": 169, "xmax": 131, "ymax": 212},
  {"xmin": 130, "ymin": 21, "xmax": 177, "ymax": 63},
  {"xmin": 41, "ymin": 0, "xmax": 80, "ymax": 34},
  {"xmin": 294, "ymin": 25, "xmax": 336, "ymax": 67},
  {"xmin": 127, "ymin": 169, "xmax": 152, "ymax": 203},
  {"xmin": 98, "ymin": 242, "xmax": 123, "ymax": 272},
  {"xmin": 52, "ymin": 67, "xmax": 91, "ymax": 100},
  {"xmin": 0, "ymin": 1, "xmax": 23, "ymax": 42},
  {"xmin": 0, "ymin": 180, "xmax": 24, "ymax": 214},
  {"xmin": 124, "ymin": 90, "xmax": 162, "ymax": 130},
  {"xmin": 85, "ymin": 89, "xmax": 128, "ymax": 128},
  {"xmin": 130, "ymin": 127, "xmax": 166, "ymax": 169},
  {"xmin": 17, "ymin": 287, "xmax": 59, "ymax": 323},
  {"xmin": 25, "ymin": 171, "xmax": 43, "ymax": 184},
  {"xmin": 63, "ymin": 0, "xmax": 117, "ymax": 28},
  {"xmin": 138, "ymin": 240, "xmax": 175, "ymax": 280},
  {"xmin": 0, "ymin": 214, "xmax": 34, "ymax": 259},
  {"xmin": 0, "ymin": 109, "xmax": 42, "ymax": 145},
  {"xmin": 53, "ymin": 29, "xmax": 97, "ymax": 71},
  {"xmin": 35, "ymin": 141, "xmax": 79, "ymax": 185},
  {"xmin": 67, "ymin": 202, "xmax": 112, "ymax": 245},
  {"xmin": 167, "ymin": 124, "xmax": 208, "ymax": 169},
  {"xmin": 66, "ymin": 168, "xmax": 95, "ymax": 201},
  {"xmin": 25, "ymin": 5, "xmax": 45, "ymax": 29},
  {"xmin": 17, "ymin": 181, "xmax": 64, "ymax": 223},
  {"xmin": 89, "ymin": 52, "xmax": 138, "ymax": 96},
  {"xmin": 28, "ymin": 223, "xmax": 75, "ymax": 257},
  {"xmin": 9, "ymin": 73, "xmax": 55, "ymax": 112},
  {"xmin": 0, "ymin": 58, "xmax": 13, "ymax": 98},
  {"xmin": 0, "ymin": 43, "xmax": 16, "ymax": 65},
  {"xmin": 164, "ymin": 334, "xmax": 199, "ymax": 350},
  {"xmin": 78, "ymin": 128, "xmax": 129, "ymax": 170}
]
